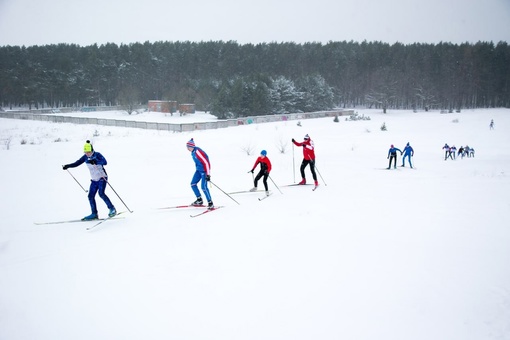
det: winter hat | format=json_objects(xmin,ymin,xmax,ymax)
[
  {"xmin": 406, "ymin": 142, "xmax": 410, "ymax": 146},
  {"xmin": 84, "ymin": 140, "xmax": 93, "ymax": 153},
  {"xmin": 261, "ymin": 150, "xmax": 267, "ymax": 156},
  {"xmin": 186, "ymin": 138, "xmax": 195, "ymax": 148},
  {"xmin": 304, "ymin": 134, "xmax": 310, "ymax": 140},
  {"xmin": 391, "ymin": 144, "xmax": 394, "ymax": 148}
]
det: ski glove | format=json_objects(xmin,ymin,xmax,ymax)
[
  {"xmin": 62, "ymin": 164, "xmax": 69, "ymax": 170},
  {"xmin": 206, "ymin": 175, "xmax": 211, "ymax": 181},
  {"xmin": 89, "ymin": 159, "xmax": 97, "ymax": 165},
  {"xmin": 292, "ymin": 138, "xmax": 295, "ymax": 143},
  {"xmin": 248, "ymin": 169, "xmax": 254, "ymax": 173}
]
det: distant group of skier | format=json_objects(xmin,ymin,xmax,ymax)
[{"xmin": 442, "ymin": 143, "xmax": 475, "ymax": 160}]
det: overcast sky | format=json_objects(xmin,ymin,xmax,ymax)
[{"xmin": 1, "ymin": 0, "xmax": 509, "ymax": 47}]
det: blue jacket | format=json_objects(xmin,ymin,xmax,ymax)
[
  {"xmin": 388, "ymin": 147, "xmax": 402, "ymax": 157},
  {"xmin": 403, "ymin": 144, "xmax": 414, "ymax": 156}
]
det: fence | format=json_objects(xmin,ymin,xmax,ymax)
[{"xmin": 0, "ymin": 110, "xmax": 354, "ymax": 133}]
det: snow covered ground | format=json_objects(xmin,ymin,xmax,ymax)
[{"xmin": 1, "ymin": 108, "xmax": 509, "ymax": 340}]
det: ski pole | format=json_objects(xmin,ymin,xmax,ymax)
[
  {"xmin": 106, "ymin": 180, "xmax": 133, "ymax": 213},
  {"xmin": 314, "ymin": 164, "xmax": 327, "ymax": 186},
  {"xmin": 65, "ymin": 168, "xmax": 88, "ymax": 193},
  {"xmin": 292, "ymin": 143, "xmax": 296, "ymax": 183},
  {"xmin": 268, "ymin": 175, "xmax": 283, "ymax": 194},
  {"xmin": 209, "ymin": 180, "xmax": 240, "ymax": 205}
]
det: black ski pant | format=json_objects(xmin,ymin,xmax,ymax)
[
  {"xmin": 300, "ymin": 159, "xmax": 317, "ymax": 181},
  {"xmin": 254, "ymin": 171, "xmax": 269, "ymax": 191},
  {"xmin": 388, "ymin": 154, "xmax": 397, "ymax": 168}
]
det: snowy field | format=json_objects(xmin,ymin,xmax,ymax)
[{"xmin": 1, "ymin": 108, "xmax": 509, "ymax": 340}]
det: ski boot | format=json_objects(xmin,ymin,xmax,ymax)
[
  {"xmin": 207, "ymin": 200, "xmax": 214, "ymax": 210},
  {"xmin": 82, "ymin": 213, "xmax": 98, "ymax": 221},
  {"xmin": 108, "ymin": 208, "xmax": 117, "ymax": 217},
  {"xmin": 249, "ymin": 187, "xmax": 257, "ymax": 192},
  {"xmin": 192, "ymin": 197, "xmax": 203, "ymax": 206},
  {"xmin": 298, "ymin": 178, "xmax": 306, "ymax": 185}
]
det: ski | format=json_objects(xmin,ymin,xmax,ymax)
[
  {"xmin": 190, "ymin": 206, "xmax": 223, "ymax": 218},
  {"xmin": 158, "ymin": 204, "xmax": 206, "ymax": 210},
  {"xmin": 312, "ymin": 185, "xmax": 319, "ymax": 191},
  {"xmin": 258, "ymin": 193, "xmax": 272, "ymax": 201},
  {"xmin": 35, "ymin": 218, "xmax": 89, "ymax": 225},
  {"xmin": 86, "ymin": 212, "xmax": 126, "ymax": 230},
  {"xmin": 86, "ymin": 211, "xmax": 127, "ymax": 230},
  {"xmin": 35, "ymin": 212, "xmax": 125, "ymax": 226},
  {"xmin": 282, "ymin": 183, "xmax": 313, "ymax": 187},
  {"xmin": 228, "ymin": 190, "xmax": 264, "ymax": 195}
]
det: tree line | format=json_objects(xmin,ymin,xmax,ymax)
[{"xmin": 0, "ymin": 40, "xmax": 509, "ymax": 117}]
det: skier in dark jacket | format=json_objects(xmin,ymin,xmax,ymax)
[
  {"xmin": 62, "ymin": 140, "xmax": 116, "ymax": 220},
  {"xmin": 387, "ymin": 144, "xmax": 402, "ymax": 169}
]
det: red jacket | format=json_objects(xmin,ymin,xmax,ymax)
[
  {"xmin": 293, "ymin": 138, "xmax": 315, "ymax": 160},
  {"xmin": 251, "ymin": 156, "xmax": 272, "ymax": 173}
]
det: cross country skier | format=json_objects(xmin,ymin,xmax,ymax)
[
  {"xmin": 62, "ymin": 140, "xmax": 116, "ymax": 220},
  {"xmin": 292, "ymin": 134, "xmax": 318, "ymax": 187},
  {"xmin": 387, "ymin": 144, "xmax": 402, "ymax": 169},
  {"xmin": 186, "ymin": 138, "xmax": 214, "ymax": 209},
  {"xmin": 249, "ymin": 150, "xmax": 272, "ymax": 196},
  {"xmin": 443, "ymin": 143, "xmax": 453, "ymax": 160},
  {"xmin": 401, "ymin": 142, "xmax": 414, "ymax": 168}
]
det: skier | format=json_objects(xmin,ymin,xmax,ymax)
[
  {"xmin": 490, "ymin": 119, "xmax": 494, "ymax": 130},
  {"xmin": 442, "ymin": 143, "xmax": 453, "ymax": 160},
  {"xmin": 401, "ymin": 142, "xmax": 414, "ymax": 168},
  {"xmin": 450, "ymin": 145, "xmax": 457, "ymax": 159},
  {"xmin": 186, "ymin": 138, "xmax": 214, "ymax": 209},
  {"xmin": 387, "ymin": 144, "xmax": 402, "ymax": 169},
  {"xmin": 458, "ymin": 146, "xmax": 465, "ymax": 158},
  {"xmin": 464, "ymin": 145, "xmax": 471, "ymax": 158},
  {"xmin": 62, "ymin": 140, "xmax": 116, "ymax": 220},
  {"xmin": 249, "ymin": 150, "xmax": 272, "ymax": 196},
  {"xmin": 466, "ymin": 145, "xmax": 475, "ymax": 157},
  {"xmin": 292, "ymin": 134, "xmax": 318, "ymax": 187}
]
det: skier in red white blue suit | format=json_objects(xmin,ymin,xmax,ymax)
[{"xmin": 186, "ymin": 138, "xmax": 214, "ymax": 209}]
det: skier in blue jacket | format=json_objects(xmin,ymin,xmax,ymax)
[
  {"xmin": 187, "ymin": 138, "xmax": 214, "ymax": 209},
  {"xmin": 401, "ymin": 142, "xmax": 414, "ymax": 168},
  {"xmin": 62, "ymin": 140, "xmax": 116, "ymax": 220},
  {"xmin": 387, "ymin": 144, "xmax": 402, "ymax": 169}
]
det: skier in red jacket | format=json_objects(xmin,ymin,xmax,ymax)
[
  {"xmin": 249, "ymin": 150, "xmax": 272, "ymax": 196},
  {"xmin": 292, "ymin": 134, "xmax": 318, "ymax": 186}
]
